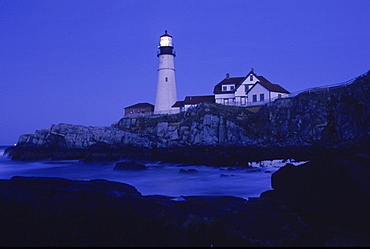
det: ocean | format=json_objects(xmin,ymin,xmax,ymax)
[{"xmin": 0, "ymin": 146, "xmax": 307, "ymax": 199}]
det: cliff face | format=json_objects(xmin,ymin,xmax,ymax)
[
  {"xmin": 114, "ymin": 105, "xmax": 260, "ymax": 146},
  {"xmin": 17, "ymin": 124, "xmax": 153, "ymax": 150},
  {"xmin": 263, "ymin": 74, "xmax": 370, "ymax": 146},
  {"xmin": 7, "ymin": 71, "xmax": 370, "ymax": 162},
  {"xmin": 114, "ymin": 71, "xmax": 370, "ymax": 149}
]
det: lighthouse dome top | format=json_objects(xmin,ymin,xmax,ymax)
[
  {"xmin": 159, "ymin": 30, "xmax": 173, "ymax": 47},
  {"xmin": 161, "ymin": 30, "xmax": 172, "ymax": 38}
]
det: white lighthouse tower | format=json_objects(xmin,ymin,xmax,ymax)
[{"xmin": 154, "ymin": 30, "xmax": 177, "ymax": 114}]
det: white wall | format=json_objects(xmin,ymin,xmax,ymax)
[
  {"xmin": 184, "ymin": 104, "xmax": 197, "ymax": 111},
  {"xmin": 215, "ymin": 93, "xmax": 235, "ymax": 105},
  {"xmin": 270, "ymin": 92, "xmax": 289, "ymax": 101},
  {"xmin": 247, "ymin": 83, "xmax": 270, "ymax": 106},
  {"xmin": 154, "ymin": 54, "xmax": 177, "ymax": 114},
  {"xmin": 234, "ymin": 73, "xmax": 258, "ymax": 97}
]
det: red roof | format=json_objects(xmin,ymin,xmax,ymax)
[
  {"xmin": 172, "ymin": 101, "xmax": 184, "ymax": 107},
  {"xmin": 213, "ymin": 77, "xmax": 245, "ymax": 94},
  {"xmin": 183, "ymin": 95, "xmax": 215, "ymax": 104},
  {"xmin": 172, "ymin": 96, "xmax": 215, "ymax": 108},
  {"xmin": 256, "ymin": 76, "xmax": 290, "ymax": 94},
  {"xmin": 124, "ymin": 102, "xmax": 154, "ymax": 109}
]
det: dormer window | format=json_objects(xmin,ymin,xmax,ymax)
[
  {"xmin": 230, "ymin": 86, "xmax": 235, "ymax": 91},
  {"xmin": 222, "ymin": 86, "xmax": 227, "ymax": 91}
]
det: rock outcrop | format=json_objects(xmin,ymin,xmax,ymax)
[
  {"xmin": 260, "ymin": 157, "xmax": 370, "ymax": 235},
  {"xmin": 114, "ymin": 71, "xmax": 370, "ymax": 149},
  {"xmin": 17, "ymin": 123, "xmax": 154, "ymax": 150},
  {"xmin": 5, "ymin": 71, "xmax": 370, "ymax": 163},
  {"xmin": 1, "ymin": 176, "xmax": 369, "ymax": 246}
]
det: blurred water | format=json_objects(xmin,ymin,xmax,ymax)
[{"xmin": 0, "ymin": 146, "xmax": 307, "ymax": 199}]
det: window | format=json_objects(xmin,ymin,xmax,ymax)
[
  {"xmin": 252, "ymin": 95, "xmax": 257, "ymax": 102},
  {"xmin": 224, "ymin": 99, "xmax": 229, "ymax": 105},
  {"xmin": 241, "ymin": 97, "xmax": 246, "ymax": 105},
  {"xmin": 245, "ymin": 85, "xmax": 249, "ymax": 92},
  {"xmin": 222, "ymin": 86, "xmax": 227, "ymax": 91},
  {"xmin": 278, "ymin": 94, "xmax": 282, "ymax": 98},
  {"xmin": 230, "ymin": 85, "xmax": 235, "ymax": 91},
  {"xmin": 165, "ymin": 77, "xmax": 168, "ymax": 82},
  {"xmin": 250, "ymin": 75, "xmax": 253, "ymax": 81},
  {"xmin": 260, "ymin": 94, "xmax": 264, "ymax": 101}
]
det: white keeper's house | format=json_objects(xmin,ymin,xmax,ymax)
[{"xmin": 213, "ymin": 68, "xmax": 290, "ymax": 106}]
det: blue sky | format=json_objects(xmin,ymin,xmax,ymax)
[{"xmin": 1, "ymin": 0, "xmax": 369, "ymax": 145}]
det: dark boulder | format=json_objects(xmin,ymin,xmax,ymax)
[{"xmin": 261, "ymin": 158, "xmax": 370, "ymax": 234}]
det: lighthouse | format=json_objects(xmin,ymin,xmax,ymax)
[{"xmin": 154, "ymin": 30, "xmax": 177, "ymax": 114}]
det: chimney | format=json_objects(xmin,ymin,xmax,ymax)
[
  {"xmin": 226, "ymin": 73, "xmax": 230, "ymax": 79},
  {"xmin": 251, "ymin": 68, "xmax": 254, "ymax": 73}
]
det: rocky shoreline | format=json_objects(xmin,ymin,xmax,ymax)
[{"xmin": 1, "ymin": 157, "xmax": 370, "ymax": 246}]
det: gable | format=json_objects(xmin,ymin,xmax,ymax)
[
  {"xmin": 247, "ymin": 82, "xmax": 270, "ymax": 95},
  {"xmin": 234, "ymin": 73, "xmax": 260, "ymax": 95},
  {"xmin": 236, "ymin": 73, "xmax": 290, "ymax": 95},
  {"xmin": 239, "ymin": 71, "xmax": 259, "ymax": 85}
]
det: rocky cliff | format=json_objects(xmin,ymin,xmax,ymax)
[
  {"xmin": 114, "ymin": 71, "xmax": 370, "ymax": 149},
  {"xmin": 6, "ymin": 71, "xmax": 370, "ymax": 163}
]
